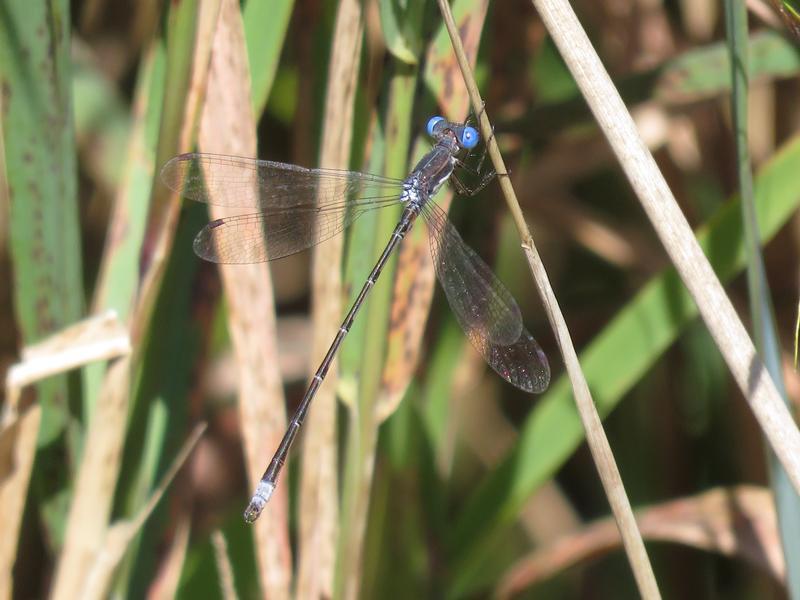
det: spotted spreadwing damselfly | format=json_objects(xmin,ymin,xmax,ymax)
[{"xmin": 160, "ymin": 115, "xmax": 550, "ymax": 523}]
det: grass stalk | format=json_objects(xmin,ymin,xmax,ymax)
[
  {"xmin": 724, "ymin": 1, "xmax": 800, "ymax": 595},
  {"xmin": 436, "ymin": 0, "xmax": 661, "ymax": 597}
]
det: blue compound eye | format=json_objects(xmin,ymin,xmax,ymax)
[
  {"xmin": 460, "ymin": 126, "xmax": 479, "ymax": 149},
  {"xmin": 426, "ymin": 115, "xmax": 445, "ymax": 137}
]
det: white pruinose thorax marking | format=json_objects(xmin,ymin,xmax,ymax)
[{"xmin": 402, "ymin": 180, "xmax": 420, "ymax": 206}]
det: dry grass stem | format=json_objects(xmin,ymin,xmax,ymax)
[
  {"xmin": 149, "ymin": 515, "xmax": 191, "ymax": 600},
  {"xmin": 50, "ymin": 358, "xmax": 131, "ymax": 600},
  {"xmin": 531, "ymin": 0, "xmax": 800, "ymax": 494},
  {"xmin": 81, "ymin": 424, "xmax": 206, "ymax": 600},
  {"xmin": 211, "ymin": 531, "xmax": 239, "ymax": 600},
  {"xmin": 436, "ymin": 0, "xmax": 660, "ymax": 597},
  {"xmin": 2, "ymin": 312, "xmax": 129, "ymax": 598},
  {"xmin": 296, "ymin": 0, "xmax": 365, "ymax": 597},
  {"xmin": 0, "ymin": 405, "xmax": 41, "ymax": 600},
  {"xmin": 747, "ymin": 0, "xmax": 785, "ymax": 29},
  {"xmin": 198, "ymin": 0, "xmax": 291, "ymax": 595},
  {"xmin": 4, "ymin": 310, "xmax": 130, "ymax": 411}
]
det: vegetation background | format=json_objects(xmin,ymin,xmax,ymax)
[{"xmin": 1, "ymin": 0, "xmax": 800, "ymax": 598}]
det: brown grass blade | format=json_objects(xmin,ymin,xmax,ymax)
[
  {"xmin": 0, "ymin": 405, "xmax": 40, "ymax": 600},
  {"xmin": 5, "ymin": 311, "xmax": 130, "ymax": 410},
  {"xmin": 296, "ymin": 1, "xmax": 366, "ymax": 597},
  {"xmin": 149, "ymin": 514, "xmax": 191, "ymax": 600},
  {"xmin": 131, "ymin": 0, "xmax": 219, "ymax": 347},
  {"xmin": 0, "ymin": 311, "xmax": 127, "ymax": 600},
  {"xmin": 376, "ymin": 0, "xmax": 490, "ymax": 422},
  {"xmin": 51, "ymin": 357, "xmax": 131, "ymax": 600},
  {"xmin": 496, "ymin": 486, "xmax": 783, "ymax": 598},
  {"xmin": 211, "ymin": 530, "xmax": 239, "ymax": 600},
  {"xmin": 197, "ymin": 0, "xmax": 291, "ymax": 596},
  {"xmin": 375, "ymin": 237, "xmax": 436, "ymax": 421}
]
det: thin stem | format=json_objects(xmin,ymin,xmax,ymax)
[
  {"xmin": 435, "ymin": 0, "xmax": 661, "ymax": 598},
  {"xmin": 724, "ymin": 2, "xmax": 800, "ymax": 596}
]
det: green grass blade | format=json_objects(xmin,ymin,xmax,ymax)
[
  {"xmin": 448, "ymin": 134, "xmax": 800, "ymax": 595},
  {"xmin": 378, "ymin": 0, "xmax": 425, "ymax": 65},
  {"xmin": 81, "ymin": 44, "xmax": 165, "ymax": 422},
  {"xmin": 511, "ymin": 30, "xmax": 800, "ymax": 143},
  {"xmin": 243, "ymin": 0, "xmax": 294, "ymax": 116},
  {"xmin": 724, "ymin": 2, "xmax": 800, "ymax": 597},
  {"xmin": 113, "ymin": 0, "xmax": 210, "ymax": 591},
  {"xmin": 335, "ymin": 64, "xmax": 417, "ymax": 600},
  {"xmin": 119, "ymin": 216, "xmax": 202, "ymax": 595},
  {"xmin": 91, "ymin": 44, "xmax": 166, "ymax": 320},
  {"xmin": 121, "ymin": 0, "xmax": 202, "ymax": 512},
  {"xmin": 419, "ymin": 316, "xmax": 468, "ymax": 457},
  {"xmin": 1, "ymin": 0, "xmax": 84, "ymax": 547},
  {"xmin": 776, "ymin": 0, "xmax": 800, "ymax": 38},
  {"xmin": 655, "ymin": 29, "xmax": 800, "ymax": 101}
]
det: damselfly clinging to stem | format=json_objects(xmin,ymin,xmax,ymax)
[{"xmin": 160, "ymin": 115, "xmax": 551, "ymax": 523}]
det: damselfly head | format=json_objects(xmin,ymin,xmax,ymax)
[{"xmin": 426, "ymin": 115, "xmax": 480, "ymax": 150}]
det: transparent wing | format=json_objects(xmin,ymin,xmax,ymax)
[
  {"xmin": 423, "ymin": 202, "xmax": 550, "ymax": 393},
  {"xmin": 190, "ymin": 207, "xmax": 383, "ymax": 263},
  {"xmin": 160, "ymin": 153, "xmax": 405, "ymax": 263}
]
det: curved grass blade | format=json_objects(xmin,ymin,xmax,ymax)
[{"xmin": 378, "ymin": 0, "xmax": 426, "ymax": 64}]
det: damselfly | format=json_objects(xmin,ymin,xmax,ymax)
[{"xmin": 161, "ymin": 115, "xmax": 550, "ymax": 523}]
